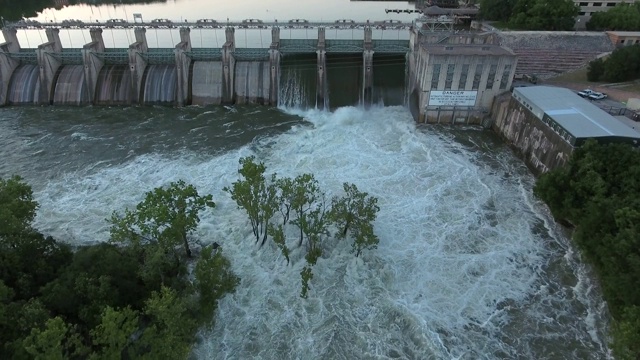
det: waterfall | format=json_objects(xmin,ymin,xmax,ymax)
[
  {"xmin": 142, "ymin": 65, "xmax": 177, "ymax": 105},
  {"xmin": 7, "ymin": 65, "xmax": 40, "ymax": 105},
  {"xmin": 95, "ymin": 65, "xmax": 132, "ymax": 105},
  {"xmin": 53, "ymin": 65, "xmax": 90, "ymax": 106}
]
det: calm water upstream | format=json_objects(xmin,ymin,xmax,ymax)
[
  {"xmin": 0, "ymin": 0, "xmax": 613, "ymax": 358},
  {"xmin": 0, "ymin": 104, "xmax": 611, "ymax": 359}
]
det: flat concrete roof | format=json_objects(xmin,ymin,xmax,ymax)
[
  {"xmin": 513, "ymin": 86, "xmax": 640, "ymax": 140},
  {"xmin": 423, "ymin": 44, "xmax": 514, "ymax": 56}
]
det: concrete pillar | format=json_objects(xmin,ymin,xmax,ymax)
[
  {"xmin": 45, "ymin": 28, "xmax": 63, "ymax": 53},
  {"xmin": 222, "ymin": 27, "xmax": 235, "ymax": 104},
  {"xmin": 0, "ymin": 28, "xmax": 21, "ymax": 105},
  {"xmin": 225, "ymin": 27, "xmax": 235, "ymax": 51},
  {"xmin": 134, "ymin": 28, "xmax": 148, "ymax": 52},
  {"xmin": 316, "ymin": 27, "xmax": 327, "ymax": 109},
  {"xmin": 409, "ymin": 26, "xmax": 419, "ymax": 53},
  {"xmin": 82, "ymin": 30, "xmax": 106, "ymax": 104},
  {"xmin": 269, "ymin": 28, "xmax": 280, "ymax": 106},
  {"xmin": 128, "ymin": 29, "xmax": 148, "ymax": 104},
  {"xmin": 0, "ymin": 51, "xmax": 20, "ymax": 106},
  {"xmin": 89, "ymin": 28, "xmax": 105, "ymax": 52},
  {"xmin": 174, "ymin": 27, "xmax": 192, "ymax": 106},
  {"xmin": 1, "ymin": 28, "xmax": 20, "ymax": 52},
  {"xmin": 363, "ymin": 27, "xmax": 374, "ymax": 107},
  {"xmin": 37, "ymin": 42, "xmax": 62, "ymax": 105}
]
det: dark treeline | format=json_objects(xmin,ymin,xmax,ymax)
[
  {"xmin": 0, "ymin": 0, "xmax": 167, "ymax": 22},
  {"xmin": 534, "ymin": 140, "xmax": 640, "ymax": 360},
  {"xmin": 586, "ymin": 2, "xmax": 640, "ymax": 31},
  {"xmin": 479, "ymin": 0, "xmax": 579, "ymax": 30},
  {"xmin": 587, "ymin": 44, "xmax": 640, "ymax": 83}
]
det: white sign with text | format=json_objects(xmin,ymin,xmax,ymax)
[{"xmin": 428, "ymin": 91, "xmax": 478, "ymax": 106}]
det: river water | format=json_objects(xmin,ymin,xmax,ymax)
[
  {"xmin": 0, "ymin": 104, "xmax": 611, "ymax": 359},
  {"xmin": 0, "ymin": 0, "xmax": 613, "ymax": 358}
]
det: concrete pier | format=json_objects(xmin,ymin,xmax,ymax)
[
  {"xmin": 221, "ymin": 27, "xmax": 236, "ymax": 104},
  {"xmin": 82, "ymin": 29, "xmax": 106, "ymax": 104},
  {"xmin": 0, "ymin": 28, "xmax": 21, "ymax": 105},
  {"xmin": 316, "ymin": 27, "xmax": 327, "ymax": 109},
  {"xmin": 175, "ymin": 27, "xmax": 191, "ymax": 106},
  {"xmin": 128, "ymin": 28, "xmax": 149, "ymax": 104},
  {"xmin": 269, "ymin": 27, "xmax": 281, "ymax": 105},
  {"xmin": 37, "ymin": 29, "xmax": 65, "ymax": 104},
  {"xmin": 363, "ymin": 27, "xmax": 374, "ymax": 107}
]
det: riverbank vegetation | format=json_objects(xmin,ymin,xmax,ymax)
[
  {"xmin": 0, "ymin": 157, "xmax": 381, "ymax": 357},
  {"xmin": 534, "ymin": 140, "xmax": 640, "ymax": 359},
  {"xmin": 479, "ymin": 0, "xmax": 579, "ymax": 31},
  {"xmin": 0, "ymin": 176, "xmax": 239, "ymax": 359},
  {"xmin": 587, "ymin": 44, "xmax": 640, "ymax": 83}
]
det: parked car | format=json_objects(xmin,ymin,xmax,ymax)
[
  {"xmin": 577, "ymin": 89, "xmax": 596, "ymax": 97},
  {"xmin": 588, "ymin": 92, "xmax": 608, "ymax": 100}
]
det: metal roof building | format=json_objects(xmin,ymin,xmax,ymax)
[{"xmin": 512, "ymin": 86, "xmax": 640, "ymax": 146}]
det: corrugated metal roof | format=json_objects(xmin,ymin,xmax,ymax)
[{"xmin": 513, "ymin": 86, "xmax": 640, "ymax": 140}]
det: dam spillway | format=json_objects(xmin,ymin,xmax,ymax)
[{"xmin": 0, "ymin": 24, "xmax": 411, "ymax": 109}]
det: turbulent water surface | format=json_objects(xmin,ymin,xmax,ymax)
[{"xmin": 0, "ymin": 105, "xmax": 610, "ymax": 359}]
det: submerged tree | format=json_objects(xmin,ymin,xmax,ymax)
[
  {"xmin": 109, "ymin": 180, "xmax": 215, "ymax": 258},
  {"xmin": 329, "ymin": 183, "xmax": 381, "ymax": 257},
  {"xmin": 224, "ymin": 156, "xmax": 279, "ymax": 247}
]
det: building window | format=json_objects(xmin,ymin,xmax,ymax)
[
  {"xmin": 458, "ymin": 64, "xmax": 470, "ymax": 89},
  {"xmin": 486, "ymin": 64, "xmax": 497, "ymax": 89},
  {"xmin": 431, "ymin": 64, "xmax": 441, "ymax": 90},
  {"xmin": 445, "ymin": 64, "xmax": 456, "ymax": 90},
  {"xmin": 593, "ymin": 2, "xmax": 602, "ymax": 6},
  {"xmin": 499, "ymin": 64, "xmax": 511, "ymax": 90},
  {"xmin": 472, "ymin": 63, "xmax": 483, "ymax": 90},
  {"xmin": 621, "ymin": 39, "xmax": 625, "ymax": 44},
  {"xmin": 579, "ymin": 2, "xmax": 588, "ymax": 5},
  {"xmin": 606, "ymin": 2, "xmax": 615, "ymax": 6},
  {"xmin": 579, "ymin": 11, "xmax": 586, "ymax": 15}
]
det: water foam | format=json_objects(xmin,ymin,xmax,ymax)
[{"xmin": 26, "ymin": 106, "xmax": 609, "ymax": 359}]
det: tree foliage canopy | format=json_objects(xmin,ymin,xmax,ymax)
[
  {"xmin": 587, "ymin": 2, "xmax": 640, "ymax": 31},
  {"xmin": 0, "ymin": 176, "xmax": 237, "ymax": 360},
  {"xmin": 587, "ymin": 45, "xmax": 640, "ymax": 84},
  {"xmin": 534, "ymin": 140, "xmax": 640, "ymax": 359},
  {"xmin": 480, "ymin": 0, "xmax": 578, "ymax": 30}
]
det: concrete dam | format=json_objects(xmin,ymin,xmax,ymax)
[{"xmin": 0, "ymin": 22, "xmax": 413, "ymax": 109}]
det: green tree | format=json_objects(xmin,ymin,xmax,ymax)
[
  {"xmin": 225, "ymin": 156, "xmax": 279, "ymax": 247},
  {"xmin": 23, "ymin": 316, "xmax": 89, "ymax": 360},
  {"xmin": 479, "ymin": 0, "xmax": 517, "ymax": 22},
  {"xmin": 587, "ymin": 2, "xmax": 640, "ymax": 31},
  {"xmin": 90, "ymin": 306, "xmax": 140, "ymax": 360},
  {"xmin": 611, "ymin": 306, "xmax": 640, "ymax": 360},
  {"xmin": 137, "ymin": 287, "xmax": 196, "ymax": 360},
  {"xmin": 329, "ymin": 183, "xmax": 381, "ymax": 257},
  {"xmin": 0, "ymin": 175, "xmax": 39, "ymax": 238},
  {"xmin": 110, "ymin": 180, "xmax": 215, "ymax": 258},
  {"xmin": 534, "ymin": 139, "xmax": 640, "ymax": 359},
  {"xmin": 509, "ymin": 0, "xmax": 579, "ymax": 30},
  {"xmin": 194, "ymin": 246, "xmax": 240, "ymax": 322},
  {"xmin": 289, "ymin": 174, "xmax": 324, "ymax": 247},
  {"xmin": 587, "ymin": 58, "xmax": 605, "ymax": 82},
  {"xmin": 602, "ymin": 45, "xmax": 640, "ymax": 82}
]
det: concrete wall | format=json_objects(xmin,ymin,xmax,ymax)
[
  {"xmin": 191, "ymin": 61, "xmax": 223, "ymax": 105},
  {"xmin": 491, "ymin": 93, "xmax": 573, "ymax": 174},
  {"xmin": 408, "ymin": 41, "xmax": 517, "ymax": 124}
]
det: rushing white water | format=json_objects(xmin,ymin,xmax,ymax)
[{"xmin": 25, "ymin": 106, "xmax": 609, "ymax": 359}]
